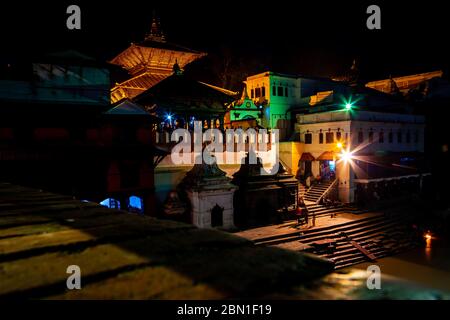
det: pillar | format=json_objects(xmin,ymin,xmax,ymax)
[{"xmin": 336, "ymin": 159, "xmax": 354, "ymax": 203}]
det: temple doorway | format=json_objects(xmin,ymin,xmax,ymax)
[
  {"xmin": 304, "ymin": 161, "xmax": 312, "ymax": 177},
  {"xmin": 320, "ymin": 160, "xmax": 336, "ymax": 180},
  {"xmin": 211, "ymin": 204, "xmax": 224, "ymax": 227}
]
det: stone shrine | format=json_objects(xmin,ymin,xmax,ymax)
[{"xmin": 180, "ymin": 155, "xmax": 237, "ymax": 229}]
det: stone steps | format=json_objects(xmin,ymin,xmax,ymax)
[
  {"xmin": 253, "ymin": 209, "xmax": 416, "ymax": 269},
  {"xmin": 297, "ymin": 217, "xmax": 406, "ymax": 245},
  {"xmin": 254, "ymin": 214, "xmax": 386, "ymax": 246},
  {"xmin": 303, "ymin": 181, "xmax": 334, "ymax": 203}
]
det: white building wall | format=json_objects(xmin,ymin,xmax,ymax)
[
  {"xmin": 296, "ymin": 120, "xmax": 351, "ymax": 178},
  {"xmin": 349, "ymin": 121, "xmax": 425, "ymax": 154},
  {"xmin": 295, "ymin": 110, "xmax": 425, "ymax": 203}
]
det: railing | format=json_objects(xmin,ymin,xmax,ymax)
[
  {"xmin": 152, "ymin": 130, "xmax": 277, "ymax": 152},
  {"xmin": 316, "ymin": 179, "xmax": 338, "ymax": 204}
]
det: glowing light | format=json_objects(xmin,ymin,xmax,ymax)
[
  {"xmin": 336, "ymin": 142, "xmax": 343, "ymax": 149},
  {"xmin": 339, "ymin": 149, "xmax": 353, "ymax": 162},
  {"xmin": 129, "ymin": 196, "xmax": 143, "ymax": 210},
  {"xmin": 345, "ymin": 103, "xmax": 352, "ymax": 110}
]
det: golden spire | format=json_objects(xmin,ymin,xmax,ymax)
[{"xmin": 145, "ymin": 10, "xmax": 165, "ymax": 42}]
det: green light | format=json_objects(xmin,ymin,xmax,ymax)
[{"xmin": 345, "ymin": 103, "xmax": 352, "ymax": 110}]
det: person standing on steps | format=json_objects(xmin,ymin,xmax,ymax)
[
  {"xmin": 305, "ymin": 174, "xmax": 311, "ymax": 188},
  {"xmin": 299, "ymin": 197, "xmax": 309, "ymax": 227}
]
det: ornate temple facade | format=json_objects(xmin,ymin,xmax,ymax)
[{"xmin": 224, "ymin": 68, "xmax": 437, "ymax": 206}]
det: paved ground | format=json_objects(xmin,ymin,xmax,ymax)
[{"xmin": 235, "ymin": 211, "xmax": 383, "ymax": 242}]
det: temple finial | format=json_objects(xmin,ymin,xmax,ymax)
[{"xmin": 145, "ymin": 10, "xmax": 165, "ymax": 42}]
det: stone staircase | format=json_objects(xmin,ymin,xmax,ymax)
[
  {"xmin": 298, "ymin": 184, "xmax": 307, "ymax": 198},
  {"xmin": 303, "ymin": 179, "xmax": 335, "ymax": 203},
  {"xmin": 306, "ymin": 203, "xmax": 365, "ymax": 218},
  {"xmin": 253, "ymin": 211, "xmax": 419, "ymax": 269}
]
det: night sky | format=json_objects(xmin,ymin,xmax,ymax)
[{"xmin": 1, "ymin": 1, "xmax": 450, "ymax": 89}]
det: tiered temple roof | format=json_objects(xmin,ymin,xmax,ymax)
[
  {"xmin": 134, "ymin": 72, "xmax": 236, "ymax": 119},
  {"xmin": 110, "ymin": 15, "xmax": 206, "ymax": 102}
]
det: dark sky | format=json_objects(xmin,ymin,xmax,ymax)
[{"xmin": 1, "ymin": 1, "xmax": 450, "ymax": 87}]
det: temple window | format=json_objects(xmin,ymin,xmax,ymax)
[
  {"xmin": 388, "ymin": 131, "xmax": 393, "ymax": 143},
  {"xmin": 251, "ymin": 89, "xmax": 254, "ymax": 98},
  {"xmin": 336, "ymin": 131, "xmax": 342, "ymax": 141},
  {"xmin": 397, "ymin": 131, "xmax": 402, "ymax": 143},
  {"xmin": 277, "ymin": 86, "xmax": 284, "ymax": 97},
  {"xmin": 272, "ymin": 86, "xmax": 276, "ymax": 96},
  {"xmin": 406, "ymin": 131, "xmax": 411, "ymax": 143},
  {"xmin": 325, "ymin": 132, "xmax": 334, "ymax": 144},
  {"xmin": 379, "ymin": 131, "xmax": 384, "ymax": 143},
  {"xmin": 358, "ymin": 131, "xmax": 364, "ymax": 144},
  {"xmin": 305, "ymin": 133, "xmax": 312, "ymax": 144},
  {"xmin": 255, "ymin": 87, "xmax": 261, "ymax": 98},
  {"xmin": 261, "ymin": 86, "xmax": 266, "ymax": 97},
  {"xmin": 369, "ymin": 131, "xmax": 374, "ymax": 143},
  {"xmin": 285, "ymin": 87, "xmax": 288, "ymax": 97},
  {"xmin": 319, "ymin": 132, "xmax": 324, "ymax": 144}
]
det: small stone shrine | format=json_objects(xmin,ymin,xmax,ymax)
[
  {"xmin": 232, "ymin": 150, "xmax": 299, "ymax": 228},
  {"xmin": 180, "ymin": 155, "xmax": 237, "ymax": 229}
]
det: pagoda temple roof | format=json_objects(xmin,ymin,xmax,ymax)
[
  {"xmin": 134, "ymin": 74, "xmax": 236, "ymax": 115},
  {"xmin": 111, "ymin": 72, "xmax": 169, "ymax": 103},
  {"xmin": 109, "ymin": 42, "xmax": 206, "ymax": 75}
]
